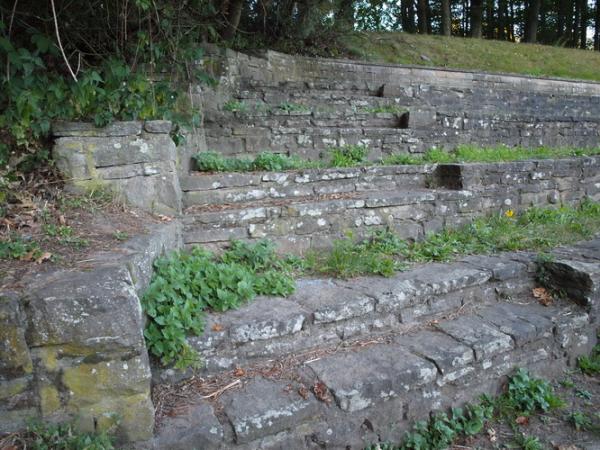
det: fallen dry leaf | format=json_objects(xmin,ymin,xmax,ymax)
[
  {"xmin": 313, "ymin": 381, "xmax": 332, "ymax": 405},
  {"xmin": 297, "ymin": 385, "xmax": 309, "ymax": 400},
  {"xmin": 157, "ymin": 214, "xmax": 173, "ymax": 222},
  {"xmin": 555, "ymin": 445, "xmax": 581, "ymax": 450},
  {"xmin": 19, "ymin": 250, "xmax": 35, "ymax": 262},
  {"xmin": 35, "ymin": 252, "xmax": 52, "ymax": 264},
  {"xmin": 533, "ymin": 287, "xmax": 553, "ymax": 306},
  {"xmin": 233, "ymin": 367, "xmax": 245, "ymax": 377},
  {"xmin": 211, "ymin": 323, "xmax": 224, "ymax": 332},
  {"xmin": 515, "ymin": 415, "xmax": 529, "ymax": 425},
  {"xmin": 58, "ymin": 214, "xmax": 67, "ymax": 225},
  {"xmin": 487, "ymin": 427, "xmax": 497, "ymax": 443}
]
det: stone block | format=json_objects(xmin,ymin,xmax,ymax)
[
  {"xmin": 221, "ymin": 377, "xmax": 320, "ymax": 444},
  {"xmin": 308, "ymin": 344, "xmax": 437, "ymax": 412},
  {"xmin": 437, "ymin": 316, "xmax": 513, "ymax": 360},
  {"xmin": 0, "ymin": 293, "xmax": 32, "ymax": 378}
]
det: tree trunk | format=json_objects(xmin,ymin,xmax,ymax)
[
  {"xmin": 573, "ymin": 0, "xmax": 580, "ymax": 46},
  {"xmin": 441, "ymin": 0, "xmax": 451, "ymax": 36},
  {"xmin": 221, "ymin": 0, "xmax": 244, "ymax": 40},
  {"xmin": 579, "ymin": 0, "xmax": 587, "ymax": 49},
  {"xmin": 402, "ymin": 0, "xmax": 417, "ymax": 33},
  {"xmin": 498, "ymin": 0, "xmax": 507, "ymax": 39},
  {"xmin": 417, "ymin": 0, "xmax": 429, "ymax": 34},
  {"xmin": 336, "ymin": 0, "xmax": 355, "ymax": 30},
  {"xmin": 596, "ymin": 0, "xmax": 600, "ymax": 50},
  {"xmin": 524, "ymin": 0, "xmax": 541, "ymax": 43},
  {"xmin": 509, "ymin": 0, "xmax": 516, "ymax": 41},
  {"xmin": 485, "ymin": 0, "xmax": 495, "ymax": 39},
  {"xmin": 471, "ymin": 0, "xmax": 484, "ymax": 38}
]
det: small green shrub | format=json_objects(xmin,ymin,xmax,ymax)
[
  {"xmin": 510, "ymin": 433, "xmax": 543, "ymax": 450},
  {"xmin": 493, "ymin": 368, "xmax": 564, "ymax": 418},
  {"xmin": 0, "ymin": 235, "xmax": 42, "ymax": 260},
  {"xmin": 142, "ymin": 240, "xmax": 295, "ymax": 368},
  {"xmin": 277, "ymin": 102, "xmax": 310, "ymax": 113},
  {"xmin": 329, "ymin": 144, "xmax": 369, "ymax": 167},
  {"xmin": 252, "ymin": 152, "xmax": 308, "ymax": 171}
]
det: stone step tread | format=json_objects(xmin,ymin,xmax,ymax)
[
  {"xmin": 155, "ymin": 298, "xmax": 592, "ymax": 448},
  {"xmin": 182, "ymin": 188, "xmax": 441, "ymax": 216},
  {"xmin": 172, "ymin": 253, "xmax": 543, "ymax": 378}
]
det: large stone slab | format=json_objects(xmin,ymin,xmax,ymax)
[
  {"xmin": 26, "ymin": 265, "xmax": 146, "ymax": 353},
  {"xmin": 221, "ymin": 377, "xmax": 320, "ymax": 444},
  {"xmin": 155, "ymin": 400, "xmax": 224, "ymax": 450},
  {"xmin": 397, "ymin": 330, "xmax": 475, "ymax": 384},
  {"xmin": 308, "ymin": 344, "xmax": 437, "ymax": 412},
  {"xmin": 437, "ymin": 315, "xmax": 513, "ymax": 360}
]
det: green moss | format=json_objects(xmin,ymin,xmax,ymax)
[{"xmin": 40, "ymin": 385, "xmax": 61, "ymax": 415}]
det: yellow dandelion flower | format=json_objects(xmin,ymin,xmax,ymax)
[{"xmin": 505, "ymin": 209, "xmax": 515, "ymax": 218}]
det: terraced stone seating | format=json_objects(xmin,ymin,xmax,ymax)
[
  {"xmin": 153, "ymin": 239, "xmax": 599, "ymax": 449},
  {"xmin": 180, "ymin": 156, "xmax": 600, "ymax": 252}
]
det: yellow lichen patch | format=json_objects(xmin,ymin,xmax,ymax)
[
  {"xmin": 0, "ymin": 325, "xmax": 33, "ymax": 374},
  {"xmin": 0, "ymin": 377, "xmax": 29, "ymax": 401},
  {"xmin": 39, "ymin": 385, "xmax": 61, "ymax": 415}
]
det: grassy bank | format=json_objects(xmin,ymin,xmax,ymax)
[{"xmin": 341, "ymin": 32, "xmax": 600, "ymax": 82}]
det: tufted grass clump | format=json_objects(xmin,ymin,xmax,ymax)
[
  {"xmin": 306, "ymin": 200, "xmax": 600, "ymax": 278},
  {"xmin": 382, "ymin": 144, "xmax": 600, "ymax": 166},
  {"xmin": 194, "ymin": 151, "xmax": 319, "ymax": 172},
  {"xmin": 141, "ymin": 240, "xmax": 296, "ymax": 368},
  {"xmin": 329, "ymin": 144, "xmax": 370, "ymax": 167}
]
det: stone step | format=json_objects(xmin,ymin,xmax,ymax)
[
  {"xmin": 181, "ymin": 188, "xmax": 489, "ymax": 251},
  {"xmin": 153, "ymin": 279, "xmax": 596, "ymax": 449},
  {"xmin": 181, "ymin": 164, "xmax": 432, "ymax": 207},
  {"xmin": 154, "ymin": 251, "xmax": 544, "ymax": 383}
]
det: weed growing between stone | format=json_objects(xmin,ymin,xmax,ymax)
[
  {"xmin": 577, "ymin": 344, "xmax": 600, "ymax": 375},
  {"xmin": 365, "ymin": 368, "xmax": 564, "ymax": 450},
  {"xmin": 142, "ymin": 240, "xmax": 296, "ymax": 368},
  {"xmin": 0, "ymin": 420, "xmax": 114, "ymax": 450},
  {"xmin": 193, "ymin": 151, "xmax": 319, "ymax": 172},
  {"xmin": 305, "ymin": 200, "xmax": 600, "ymax": 278},
  {"xmin": 194, "ymin": 145, "xmax": 600, "ymax": 173}
]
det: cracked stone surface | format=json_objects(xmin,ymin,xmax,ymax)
[
  {"xmin": 220, "ymin": 377, "xmax": 320, "ymax": 443},
  {"xmin": 308, "ymin": 344, "xmax": 437, "ymax": 412}
]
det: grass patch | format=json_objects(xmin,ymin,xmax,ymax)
[
  {"xmin": 193, "ymin": 151, "xmax": 320, "ymax": 172},
  {"xmin": 141, "ymin": 240, "xmax": 296, "ymax": 368},
  {"xmin": 305, "ymin": 200, "xmax": 600, "ymax": 278},
  {"xmin": 329, "ymin": 144, "xmax": 370, "ymax": 167},
  {"xmin": 382, "ymin": 144, "xmax": 600, "ymax": 166},
  {"xmin": 342, "ymin": 32, "xmax": 600, "ymax": 82},
  {"xmin": 194, "ymin": 145, "xmax": 600, "ymax": 173},
  {"xmin": 0, "ymin": 420, "xmax": 114, "ymax": 450}
]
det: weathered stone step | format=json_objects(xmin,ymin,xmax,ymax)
[
  {"xmin": 154, "ymin": 251, "xmax": 544, "ymax": 383},
  {"xmin": 181, "ymin": 164, "xmax": 431, "ymax": 207},
  {"xmin": 154, "ymin": 294, "xmax": 595, "ymax": 449}
]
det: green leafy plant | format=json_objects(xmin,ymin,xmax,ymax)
[
  {"xmin": 142, "ymin": 240, "xmax": 295, "ymax": 368},
  {"xmin": 493, "ymin": 368, "xmax": 565, "ymax": 419},
  {"xmin": 0, "ymin": 235, "xmax": 42, "ymax": 260},
  {"xmin": 329, "ymin": 144, "xmax": 370, "ymax": 167}
]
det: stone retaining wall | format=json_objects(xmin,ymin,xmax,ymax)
[
  {"xmin": 53, "ymin": 121, "xmax": 182, "ymax": 215},
  {"xmin": 196, "ymin": 47, "xmax": 600, "ymax": 159},
  {"xmin": 0, "ymin": 222, "xmax": 181, "ymax": 442}
]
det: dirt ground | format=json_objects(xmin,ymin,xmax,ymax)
[{"xmin": 0, "ymin": 188, "xmax": 163, "ymax": 291}]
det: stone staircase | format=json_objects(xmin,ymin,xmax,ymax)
[{"xmin": 152, "ymin": 240, "xmax": 600, "ymax": 450}]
